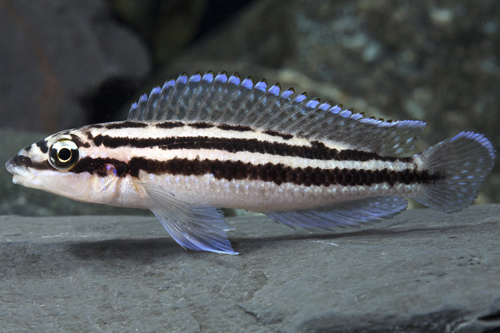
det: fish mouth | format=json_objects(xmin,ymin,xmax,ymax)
[
  {"xmin": 5, "ymin": 156, "xmax": 18, "ymax": 174},
  {"xmin": 5, "ymin": 156, "xmax": 36, "ymax": 183}
]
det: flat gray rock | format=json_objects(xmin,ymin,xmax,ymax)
[{"xmin": 1, "ymin": 204, "xmax": 500, "ymax": 332}]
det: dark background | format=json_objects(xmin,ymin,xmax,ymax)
[{"xmin": 1, "ymin": 0, "xmax": 499, "ymax": 215}]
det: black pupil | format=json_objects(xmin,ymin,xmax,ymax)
[{"xmin": 58, "ymin": 148, "xmax": 72, "ymax": 161}]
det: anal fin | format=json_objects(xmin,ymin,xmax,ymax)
[
  {"xmin": 139, "ymin": 182, "xmax": 237, "ymax": 255},
  {"xmin": 266, "ymin": 196, "xmax": 408, "ymax": 230}
]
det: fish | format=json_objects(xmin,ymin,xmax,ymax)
[{"xmin": 5, "ymin": 71, "xmax": 496, "ymax": 254}]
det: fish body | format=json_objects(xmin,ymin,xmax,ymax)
[{"xmin": 5, "ymin": 72, "xmax": 496, "ymax": 254}]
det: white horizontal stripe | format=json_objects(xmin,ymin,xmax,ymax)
[
  {"xmin": 81, "ymin": 145, "xmax": 414, "ymax": 172},
  {"xmin": 82, "ymin": 123, "xmax": 353, "ymax": 150}
]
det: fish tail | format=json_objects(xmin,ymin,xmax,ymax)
[{"xmin": 413, "ymin": 131, "xmax": 495, "ymax": 213}]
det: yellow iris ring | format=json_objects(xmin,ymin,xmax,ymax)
[{"xmin": 48, "ymin": 139, "xmax": 79, "ymax": 171}]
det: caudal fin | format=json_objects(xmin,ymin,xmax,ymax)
[{"xmin": 413, "ymin": 131, "xmax": 495, "ymax": 213}]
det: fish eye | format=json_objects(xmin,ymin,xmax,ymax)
[{"xmin": 48, "ymin": 139, "xmax": 79, "ymax": 170}]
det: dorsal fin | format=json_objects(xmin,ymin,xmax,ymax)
[{"xmin": 128, "ymin": 72, "xmax": 426, "ymax": 156}]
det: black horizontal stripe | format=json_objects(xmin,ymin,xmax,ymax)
[
  {"xmin": 155, "ymin": 121, "xmax": 185, "ymax": 129},
  {"xmin": 189, "ymin": 122, "xmax": 214, "ymax": 129},
  {"xmin": 127, "ymin": 158, "xmax": 440, "ymax": 186},
  {"xmin": 263, "ymin": 130, "xmax": 293, "ymax": 140},
  {"xmin": 71, "ymin": 157, "xmax": 128, "ymax": 177},
  {"xmin": 92, "ymin": 134, "xmax": 412, "ymax": 162},
  {"xmin": 110, "ymin": 120, "xmax": 272, "ymax": 133},
  {"xmin": 9, "ymin": 154, "xmax": 51, "ymax": 171},
  {"xmin": 105, "ymin": 121, "xmax": 148, "ymax": 130},
  {"xmin": 102, "ymin": 120, "xmax": 258, "ymax": 133},
  {"xmin": 217, "ymin": 124, "xmax": 253, "ymax": 132},
  {"xmin": 12, "ymin": 153, "xmax": 440, "ymax": 187},
  {"xmin": 70, "ymin": 156, "xmax": 442, "ymax": 187}
]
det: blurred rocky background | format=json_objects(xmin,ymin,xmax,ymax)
[{"xmin": 1, "ymin": 0, "xmax": 499, "ymax": 216}]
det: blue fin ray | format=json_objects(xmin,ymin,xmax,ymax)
[
  {"xmin": 412, "ymin": 131, "xmax": 495, "ymax": 213},
  {"xmin": 127, "ymin": 72, "xmax": 426, "ymax": 156},
  {"xmin": 266, "ymin": 196, "xmax": 408, "ymax": 230},
  {"xmin": 138, "ymin": 182, "xmax": 237, "ymax": 254}
]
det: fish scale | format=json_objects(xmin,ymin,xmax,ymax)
[{"xmin": 5, "ymin": 71, "xmax": 496, "ymax": 254}]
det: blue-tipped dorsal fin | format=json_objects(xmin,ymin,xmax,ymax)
[{"xmin": 128, "ymin": 71, "xmax": 426, "ymax": 156}]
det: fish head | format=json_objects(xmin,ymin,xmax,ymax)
[{"xmin": 5, "ymin": 129, "xmax": 108, "ymax": 203}]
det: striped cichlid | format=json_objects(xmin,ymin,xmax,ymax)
[{"xmin": 5, "ymin": 72, "xmax": 496, "ymax": 254}]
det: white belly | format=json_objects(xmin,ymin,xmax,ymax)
[{"xmin": 109, "ymin": 172, "xmax": 419, "ymax": 213}]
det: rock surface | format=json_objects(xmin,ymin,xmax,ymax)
[{"xmin": 1, "ymin": 204, "xmax": 499, "ymax": 332}]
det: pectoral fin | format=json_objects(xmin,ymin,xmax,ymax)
[{"xmin": 138, "ymin": 182, "xmax": 238, "ymax": 254}]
